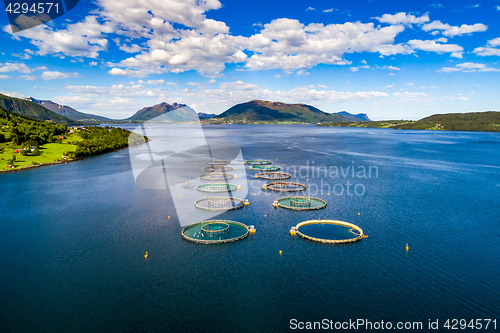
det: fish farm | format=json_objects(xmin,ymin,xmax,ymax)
[
  {"xmin": 204, "ymin": 165, "xmax": 235, "ymax": 172},
  {"xmin": 264, "ymin": 181, "xmax": 306, "ymax": 192},
  {"xmin": 276, "ymin": 196, "xmax": 327, "ymax": 210},
  {"xmin": 197, "ymin": 183, "xmax": 240, "ymax": 193},
  {"xmin": 255, "ymin": 172, "xmax": 291, "ymax": 180},
  {"xmin": 182, "ymin": 220, "xmax": 250, "ymax": 244},
  {"xmin": 245, "ymin": 160, "xmax": 272, "ymax": 165},
  {"xmin": 251, "ymin": 165, "xmax": 280, "ymax": 171},
  {"xmin": 200, "ymin": 172, "xmax": 236, "ymax": 180},
  {"xmin": 206, "ymin": 159, "xmax": 229, "ymax": 165},
  {"xmin": 184, "ymin": 158, "xmax": 365, "ymax": 247},
  {"xmin": 194, "ymin": 197, "xmax": 245, "ymax": 211},
  {"xmin": 295, "ymin": 220, "xmax": 365, "ymax": 244}
]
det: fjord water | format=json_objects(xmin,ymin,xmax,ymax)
[{"xmin": 1, "ymin": 125, "xmax": 499, "ymax": 332}]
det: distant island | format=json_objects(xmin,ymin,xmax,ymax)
[
  {"xmin": 318, "ymin": 111, "xmax": 500, "ymax": 132},
  {"xmin": 0, "ymin": 106, "xmax": 146, "ymax": 172}
]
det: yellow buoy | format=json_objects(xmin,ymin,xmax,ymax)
[
  {"xmin": 186, "ymin": 181, "xmax": 187, "ymax": 183},
  {"xmin": 179, "ymin": 194, "xmax": 181, "ymax": 197},
  {"xmin": 307, "ymin": 179, "xmax": 309, "ymax": 182},
  {"xmin": 406, "ymin": 243, "xmax": 409, "ymax": 251},
  {"xmin": 276, "ymin": 158, "xmax": 278, "ymax": 161},
  {"xmin": 144, "ymin": 251, "xmax": 148, "ymax": 259},
  {"xmin": 327, "ymin": 193, "xmax": 330, "ymax": 196},
  {"xmin": 254, "ymin": 193, "xmax": 256, "ymax": 196},
  {"xmin": 249, "ymin": 166, "xmax": 252, "ymax": 170},
  {"xmin": 196, "ymin": 159, "xmax": 197, "ymax": 161},
  {"xmin": 279, "ymin": 250, "xmax": 282, "ymax": 255},
  {"xmin": 264, "ymin": 214, "xmax": 267, "ymax": 217},
  {"xmin": 168, "ymin": 216, "xmax": 170, "ymax": 219},
  {"xmin": 358, "ymin": 213, "xmax": 360, "ymax": 215},
  {"xmin": 231, "ymin": 161, "xmax": 233, "ymax": 164}
]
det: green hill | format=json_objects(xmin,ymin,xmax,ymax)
[
  {"xmin": 0, "ymin": 93, "xmax": 75, "ymax": 125},
  {"xmin": 318, "ymin": 111, "xmax": 500, "ymax": 132},
  {"xmin": 213, "ymin": 100, "xmax": 345, "ymax": 123}
]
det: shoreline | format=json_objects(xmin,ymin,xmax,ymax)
[{"xmin": 0, "ymin": 145, "xmax": 131, "ymax": 174}]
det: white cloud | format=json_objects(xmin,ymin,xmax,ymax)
[
  {"xmin": 0, "ymin": 62, "xmax": 33, "ymax": 73},
  {"xmin": 137, "ymin": 79, "xmax": 165, "ymax": 85},
  {"xmin": 323, "ymin": 8, "xmax": 334, "ymax": 13},
  {"xmin": 0, "ymin": 91, "xmax": 24, "ymax": 98},
  {"xmin": 18, "ymin": 75, "xmax": 38, "ymax": 80},
  {"xmin": 384, "ymin": 84, "xmax": 394, "ymax": 89},
  {"xmin": 473, "ymin": 37, "xmax": 500, "ymax": 56},
  {"xmin": 422, "ymin": 20, "xmax": 487, "ymax": 37},
  {"xmin": 41, "ymin": 71, "xmax": 80, "ymax": 80},
  {"xmin": 12, "ymin": 53, "xmax": 32, "ymax": 60},
  {"xmin": 438, "ymin": 62, "xmax": 500, "ymax": 73},
  {"xmin": 496, "ymin": 6, "xmax": 500, "ymax": 10},
  {"xmin": 430, "ymin": 3, "xmax": 444, "ymax": 9},
  {"xmin": 405, "ymin": 82, "xmax": 413, "ymax": 85},
  {"xmin": 378, "ymin": 65, "xmax": 400, "ymax": 70},
  {"xmin": 89, "ymin": 61, "xmax": 98, "ymax": 66},
  {"xmin": 5, "ymin": 16, "xmax": 113, "ymax": 58},
  {"xmin": 306, "ymin": 7, "xmax": 315, "ymax": 11},
  {"xmin": 373, "ymin": 12, "xmax": 430, "ymax": 25},
  {"xmin": 108, "ymin": 68, "xmax": 143, "ymax": 76},
  {"xmin": 0, "ymin": 75, "xmax": 10, "ymax": 79},
  {"xmin": 407, "ymin": 38, "xmax": 463, "ymax": 54}
]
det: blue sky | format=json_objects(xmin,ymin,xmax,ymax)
[{"xmin": 1, "ymin": 0, "xmax": 500, "ymax": 120}]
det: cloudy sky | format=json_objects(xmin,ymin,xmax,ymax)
[{"xmin": 1, "ymin": 0, "xmax": 500, "ymax": 120}]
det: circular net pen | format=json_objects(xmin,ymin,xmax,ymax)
[
  {"xmin": 200, "ymin": 173, "xmax": 235, "ymax": 181},
  {"xmin": 246, "ymin": 160, "xmax": 272, "ymax": 165},
  {"xmin": 277, "ymin": 196, "xmax": 326, "ymax": 210},
  {"xmin": 252, "ymin": 165, "xmax": 280, "ymax": 171},
  {"xmin": 206, "ymin": 159, "xmax": 229, "ymax": 165},
  {"xmin": 197, "ymin": 183, "xmax": 239, "ymax": 193},
  {"xmin": 182, "ymin": 220, "xmax": 249, "ymax": 244},
  {"xmin": 256, "ymin": 172, "xmax": 291, "ymax": 180},
  {"xmin": 195, "ymin": 197, "xmax": 245, "ymax": 211},
  {"xmin": 265, "ymin": 181, "xmax": 306, "ymax": 192},
  {"xmin": 204, "ymin": 165, "xmax": 235, "ymax": 172},
  {"xmin": 295, "ymin": 220, "xmax": 364, "ymax": 244}
]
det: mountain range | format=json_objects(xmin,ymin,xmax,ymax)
[
  {"xmin": 2, "ymin": 93, "xmax": 370, "ymax": 124},
  {"xmin": 25, "ymin": 97, "xmax": 113, "ymax": 122}
]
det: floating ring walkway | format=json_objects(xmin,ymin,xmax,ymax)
[
  {"xmin": 295, "ymin": 220, "xmax": 364, "ymax": 244},
  {"xmin": 251, "ymin": 165, "xmax": 280, "ymax": 171},
  {"xmin": 195, "ymin": 197, "xmax": 244, "ymax": 211},
  {"xmin": 256, "ymin": 172, "xmax": 291, "ymax": 180},
  {"xmin": 182, "ymin": 220, "xmax": 249, "ymax": 244},
  {"xmin": 246, "ymin": 160, "xmax": 272, "ymax": 165},
  {"xmin": 264, "ymin": 181, "xmax": 306, "ymax": 192},
  {"xmin": 200, "ymin": 172, "xmax": 235, "ymax": 181},
  {"xmin": 276, "ymin": 196, "xmax": 326, "ymax": 210},
  {"xmin": 204, "ymin": 165, "xmax": 235, "ymax": 172},
  {"xmin": 206, "ymin": 159, "xmax": 229, "ymax": 165},
  {"xmin": 197, "ymin": 183, "xmax": 239, "ymax": 193}
]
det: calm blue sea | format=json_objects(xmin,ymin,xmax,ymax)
[{"xmin": 1, "ymin": 125, "xmax": 499, "ymax": 332}]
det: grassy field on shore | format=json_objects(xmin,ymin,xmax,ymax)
[{"xmin": 0, "ymin": 133, "xmax": 82, "ymax": 170}]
